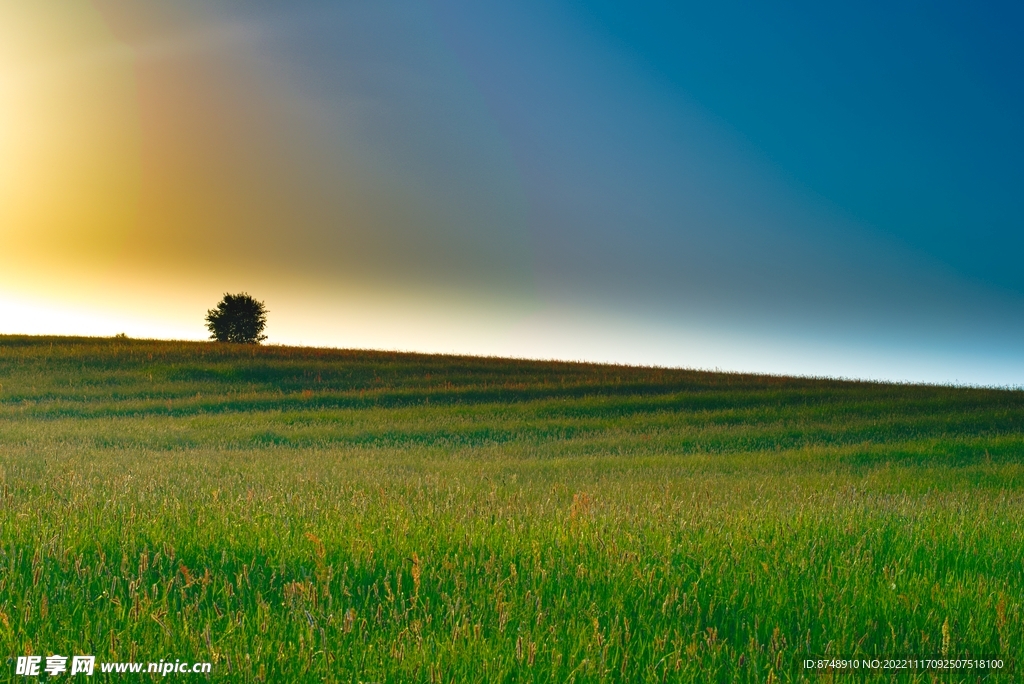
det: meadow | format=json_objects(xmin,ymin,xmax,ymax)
[{"xmin": 0, "ymin": 335, "xmax": 1022, "ymax": 682}]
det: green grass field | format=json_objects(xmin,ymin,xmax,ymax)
[{"xmin": 1, "ymin": 335, "xmax": 1022, "ymax": 682}]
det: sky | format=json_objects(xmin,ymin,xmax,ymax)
[{"xmin": 1, "ymin": 1, "xmax": 1023, "ymax": 385}]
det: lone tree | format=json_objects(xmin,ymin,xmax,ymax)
[{"xmin": 205, "ymin": 293, "xmax": 268, "ymax": 344}]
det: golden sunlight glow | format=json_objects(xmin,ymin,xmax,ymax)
[
  {"xmin": 0, "ymin": 2, "xmax": 319, "ymax": 329},
  {"xmin": 0, "ymin": 2, "xmax": 141, "ymax": 284}
]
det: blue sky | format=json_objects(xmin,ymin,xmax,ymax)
[{"xmin": 2, "ymin": 1, "xmax": 1023, "ymax": 384}]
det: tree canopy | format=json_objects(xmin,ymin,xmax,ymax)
[{"xmin": 205, "ymin": 293, "xmax": 268, "ymax": 344}]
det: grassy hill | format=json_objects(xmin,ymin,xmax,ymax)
[{"xmin": 1, "ymin": 335, "xmax": 1022, "ymax": 681}]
